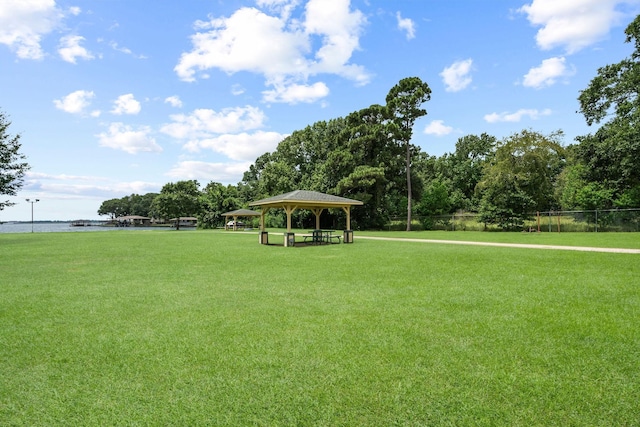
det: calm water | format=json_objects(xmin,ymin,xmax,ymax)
[{"xmin": 0, "ymin": 222, "xmax": 157, "ymax": 234}]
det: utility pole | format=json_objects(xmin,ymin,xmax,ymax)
[{"xmin": 26, "ymin": 198, "xmax": 39, "ymax": 233}]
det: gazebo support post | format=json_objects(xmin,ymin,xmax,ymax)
[
  {"xmin": 342, "ymin": 206, "xmax": 354, "ymax": 243},
  {"xmin": 284, "ymin": 205, "xmax": 296, "ymax": 232},
  {"xmin": 259, "ymin": 207, "xmax": 270, "ymax": 244},
  {"xmin": 312, "ymin": 208, "xmax": 324, "ymax": 230},
  {"xmin": 260, "ymin": 207, "xmax": 270, "ymax": 231},
  {"xmin": 342, "ymin": 206, "xmax": 352, "ymax": 230}
]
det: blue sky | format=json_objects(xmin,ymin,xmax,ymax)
[{"xmin": 1, "ymin": 0, "xmax": 639, "ymax": 221}]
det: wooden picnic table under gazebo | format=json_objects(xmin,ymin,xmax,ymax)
[{"xmin": 248, "ymin": 190, "xmax": 363, "ymax": 246}]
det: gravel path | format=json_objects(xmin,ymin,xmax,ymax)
[{"xmin": 355, "ymin": 236, "xmax": 640, "ymax": 254}]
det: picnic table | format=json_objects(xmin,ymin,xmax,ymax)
[{"xmin": 303, "ymin": 229, "xmax": 341, "ymax": 245}]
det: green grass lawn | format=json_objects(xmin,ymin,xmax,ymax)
[{"xmin": 1, "ymin": 230, "xmax": 639, "ymax": 426}]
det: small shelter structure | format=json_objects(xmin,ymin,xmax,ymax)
[
  {"xmin": 222, "ymin": 209, "xmax": 261, "ymax": 230},
  {"xmin": 249, "ymin": 190, "xmax": 363, "ymax": 245},
  {"xmin": 116, "ymin": 215, "xmax": 151, "ymax": 227}
]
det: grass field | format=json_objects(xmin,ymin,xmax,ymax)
[{"xmin": 1, "ymin": 230, "xmax": 639, "ymax": 425}]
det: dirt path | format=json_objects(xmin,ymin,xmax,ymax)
[{"xmin": 355, "ymin": 236, "xmax": 640, "ymax": 254}]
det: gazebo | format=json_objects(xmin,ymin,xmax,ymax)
[
  {"xmin": 222, "ymin": 209, "xmax": 262, "ymax": 230},
  {"xmin": 248, "ymin": 190, "xmax": 363, "ymax": 245}
]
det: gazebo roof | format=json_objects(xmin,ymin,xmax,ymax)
[
  {"xmin": 249, "ymin": 190, "xmax": 363, "ymax": 209},
  {"xmin": 249, "ymin": 190, "xmax": 363, "ymax": 232},
  {"xmin": 222, "ymin": 209, "xmax": 262, "ymax": 217}
]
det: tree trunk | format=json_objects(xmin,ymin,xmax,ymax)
[{"xmin": 406, "ymin": 142, "xmax": 412, "ymax": 231}]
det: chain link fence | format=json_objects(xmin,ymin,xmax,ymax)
[{"xmin": 387, "ymin": 208, "xmax": 640, "ymax": 232}]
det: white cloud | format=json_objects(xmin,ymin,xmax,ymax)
[
  {"xmin": 161, "ymin": 106, "xmax": 285, "ymax": 161},
  {"xmin": 396, "ymin": 12, "xmax": 416, "ymax": 40},
  {"xmin": 58, "ymin": 35, "xmax": 94, "ymax": 63},
  {"xmin": 0, "ymin": 0, "xmax": 63, "ymax": 59},
  {"xmin": 111, "ymin": 94, "xmax": 141, "ymax": 115},
  {"xmin": 109, "ymin": 41, "xmax": 147, "ymax": 59},
  {"xmin": 440, "ymin": 59, "xmax": 474, "ymax": 92},
  {"xmin": 164, "ymin": 95, "xmax": 183, "ymax": 108},
  {"xmin": 523, "ymin": 56, "xmax": 575, "ymax": 88},
  {"xmin": 68, "ymin": 6, "xmax": 81, "ymax": 16},
  {"xmin": 519, "ymin": 0, "xmax": 635, "ymax": 53},
  {"xmin": 27, "ymin": 171, "xmax": 108, "ymax": 182},
  {"xmin": 256, "ymin": 0, "xmax": 299, "ymax": 20},
  {"xmin": 484, "ymin": 108, "xmax": 552, "ymax": 123},
  {"xmin": 231, "ymin": 84, "xmax": 246, "ymax": 95},
  {"xmin": 26, "ymin": 171, "xmax": 160, "ymax": 199},
  {"xmin": 53, "ymin": 90, "xmax": 95, "ymax": 114},
  {"xmin": 109, "ymin": 41, "xmax": 131, "ymax": 54},
  {"xmin": 423, "ymin": 120, "xmax": 453, "ymax": 136},
  {"xmin": 97, "ymin": 123, "xmax": 162, "ymax": 154},
  {"xmin": 262, "ymin": 81, "xmax": 329, "ymax": 103},
  {"xmin": 161, "ymin": 106, "xmax": 267, "ymax": 139},
  {"xmin": 174, "ymin": 0, "xmax": 369, "ymax": 104},
  {"xmin": 166, "ymin": 160, "xmax": 251, "ymax": 183},
  {"xmin": 175, "ymin": 8, "xmax": 307, "ymax": 81},
  {"xmin": 303, "ymin": 0, "xmax": 368, "ymax": 81},
  {"xmin": 109, "ymin": 180, "xmax": 161, "ymax": 195},
  {"xmin": 184, "ymin": 131, "xmax": 286, "ymax": 162},
  {"xmin": 175, "ymin": 7, "xmax": 307, "ymax": 82}
]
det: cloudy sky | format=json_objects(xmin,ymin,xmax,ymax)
[{"xmin": 1, "ymin": 0, "xmax": 638, "ymax": 221}]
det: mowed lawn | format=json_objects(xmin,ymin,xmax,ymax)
[{"xmin": 1, "ymin": 230, "xmax": 639, "ymax": 426}]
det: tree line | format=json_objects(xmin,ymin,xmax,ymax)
[{"xmin": 5, "ymin": 15, "xmax": 640, "ymax": 231}]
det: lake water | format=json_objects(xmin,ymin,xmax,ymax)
[{"xmin": 0, "ymin": 222, "xmax": 157, "ymax": 234}]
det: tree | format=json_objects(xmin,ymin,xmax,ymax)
[
  {"xmin": 336, "ymin": 165, "xmax": 387, "ymax": 229},
  {"xmin": 1, "ymin": 111, "xmax": 30, "ymax": 211},
  {"xmin": 450, "ymin": 133, "xmax": 496, "ymax": 210},
  {"xmin": 338, "ymin": 104, "xmax": 406, "ymax": 228},
  {"xmin": 576, "ymin": 14, "xmax": 640, "ymax": 206},
  {"xmin": 578, "ymin": 14, "xmax": 640, "ymax": 127},
  {"xmin": 573, "ymin": 121, "xmax": 640, "ymax": 205},
  {"xmin": 128, "ymin": 193, "xmax": 157, "ymax": 217},
  {"xmin": 477, "ymin": 130, "xmax": 565, "ymax": 230},
  {"xmin": 416, "ymin": 180, "xmax": 451, "ymax": 229},
  {"xmin": 97, "ymin": 193, "xmax": 158, "ymax": 219},
  {"xmin": 419, "ymin": 133, "xmax": 497, "ymax": 213},
  {"xmin": 98, "ymin": 197, "xmax": 130, "ymax": 218},
  {"xmin": 385, "ymin": 77, "xmax": 431, "ymax": 231},
  {"xmin": 199, "ymin": 182, "xmax": 240, "ymax": 229},
  {"xmin": 151, "ymin": 180, "xmax": 201, "ymax": 230}
]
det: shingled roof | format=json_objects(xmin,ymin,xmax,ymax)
[
  {"xmin": 249, "ymin": 190, "xmax": 363, "ymax": 207},
  {"xmin": 222, "ymin": 209, "xmax": 262, "ymax": 217}
]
